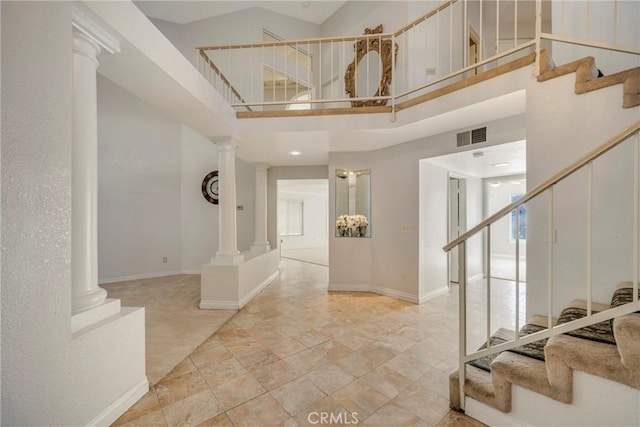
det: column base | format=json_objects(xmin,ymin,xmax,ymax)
[
  {"xmin": 71, "ymin": 298, "xmax": 121, "ymax": 334},
  {"xmin": 72, "ymin": 286, "xmax": 108, "ymax": 315},
  {"xmin": 250, "ymin": 242, "xmax": 271, "ymax": 255},
  {"xmin": 210, "ymin": 254, "xmax": 245, "ymax": 265}
]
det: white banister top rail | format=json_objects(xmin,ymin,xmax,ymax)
[
  {"xmin": 195, "ymin": 32, "xmax": 395, "ymax": 51},
  {"xmin": 444, "ymin": 119, "xmax": 640, "ymax": 252},
  {"xmin": 394, "ymin": 0, "xmax": 458, "ymax": 36}
]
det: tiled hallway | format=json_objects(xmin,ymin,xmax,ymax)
[{"xmin": 113, "ymin": 259, "xmax": 488, "ymax": 426}]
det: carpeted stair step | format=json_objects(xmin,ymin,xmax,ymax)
[
  {"xmin": 537, "ymin": 50, "xmax": 640, "ymax": 108},
  {"xmin": 450, "ymin": 283, "xmax": 640, "ymax": 415}
]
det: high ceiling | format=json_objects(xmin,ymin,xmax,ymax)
[{"xmin": 133, "ymin": 0, "xmax": 347, "ymax": 25}]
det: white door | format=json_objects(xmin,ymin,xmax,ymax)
[{"xmin": 449, "ymin": 177, "xmax": 467, "ymax": 283}]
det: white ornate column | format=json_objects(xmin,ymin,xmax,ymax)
[
  {"xmin": 212, "ymin": 138, "xmax": 244, "ymax": 265},
  {"xmin": 71, "ymin": 8, "xmax": 120, "ymax": 314},
  {"xmin": 250, "ymin": 163, "xmax": 271, "ymax": 254}
]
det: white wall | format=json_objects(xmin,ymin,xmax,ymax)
[
  {"xmin": 419, "ymin": 162, "xmax": 449, "ymax": 300},
  {"xmin": 551, "ymin": 0, "xmax": 640, "ymax": 74},
  {"xmin": 526, "ymin": 71, "xmax": 640, "ymax": 317},
  {"xmin": 97, "ymin": 76, "xmax": 182, "ymax": 282},
  {"xmin": 1, "ymin": 2, "xmax": 145, "ymax": 424},
  {"xmin": 329, "ymin": 113, "xmax": 526, "ymax": 302},
  {"xmin": 267, "ymin": 166, "xmax": 329, "ymax": 249},
  {"xmin": 485, "ymin": 175, "xmax": 527, "ymax": 258},
  {"xmin": 278, "ymin": 189, "xmax": 328, "ymax": 250}
]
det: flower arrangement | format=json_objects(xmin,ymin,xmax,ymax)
[{"xmin": 336, "ymin": 214, "xmax": 368, "ymax": 237}]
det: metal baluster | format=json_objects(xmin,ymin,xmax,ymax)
[
  {"xmin": 587, "ymin": 161, "xmax": 593, "ymax": 316},
  {"xmin": 458, "ymin": 240, "xmax": 467, "ymax": 412},
  {"xmin": 487, "ymin": 225, "xmax": 492, "ymax": 348},
  {"xmin": 548, "ymin": 186, "xmax": 554, "ymax": 329}
]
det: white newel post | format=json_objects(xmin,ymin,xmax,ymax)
[
  {"xmin": 71, "ymin": 10, "xmax": 120, "ymax": 314},
  {"xmin": 212, "ymin": 139, "xmax": 244, "ymax": 265},
  {"xmin": 250, "ymin": 163, "xmax": 271, "ymax": 254}
]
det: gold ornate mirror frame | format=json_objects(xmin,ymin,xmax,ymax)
[{"xmin": 344, "ymin": 25, "xmax": 397, "ymax": 107}]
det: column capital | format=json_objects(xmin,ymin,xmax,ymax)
[
  {"xmin": 252, "ymin": 162, "xmax": 271, "ymax": 171},
  {"xmin": 211, "ymin": 136, "xmax": 239, "ymax": 152},
  {"xmin": 72, "ymin": 5, "xmax": 120, "ymax": 54}
]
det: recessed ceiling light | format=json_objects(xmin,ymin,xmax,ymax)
[
  {"xmin": 510, "ymin": 181, "xmax": 522, "ymax": 185},
  {"xmin": 492, "ymin": 162, "xmax": 511, "ymax": 167},
  {"xmin": 489, "ymin": 182, "xmax": 502, "ymax": 187},
  {"xmin": 288, "ymin": 151, "xmax": 302, "ymax": 156}
]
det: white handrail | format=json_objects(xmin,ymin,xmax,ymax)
[{"xmin": 444, "ymin": 120, "xmax": 640, "ymax": 252}]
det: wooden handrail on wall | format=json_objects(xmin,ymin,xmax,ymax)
[
  {"xmin": 198, "ymin": 49, "xmax": 253, "ymax": 112},
  {"xmin": 443, "ymin": 119, "xmax": 640, "ymax": 252}
]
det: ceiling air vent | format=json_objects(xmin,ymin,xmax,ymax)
[
  {"xmin": 457, "ymin": 126, "xmax": 487, "ymax": 147},
  {"xmin": 472, "ymin": 127, "xmax": 487, "ymax": 144}
]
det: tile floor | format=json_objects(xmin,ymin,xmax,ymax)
[
  {"xmin": 103, "ymin": 275, "xmax": 236, "ymax": 385},
  {"xmin": 113, "ymin": 259, "xmax": 508, "ymax": 426}
]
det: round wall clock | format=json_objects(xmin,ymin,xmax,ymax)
[{"xmin": 201, "ymin": 171, "xmax": 219, "ymax": 204}]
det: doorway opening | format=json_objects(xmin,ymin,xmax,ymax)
[
  {"xmin": 448, "ymin": 176, "xmax": 467, "ymax": 283},
  {"xmin": 277, "ymin": 179, "xmax": 329, "ymax": 266}
]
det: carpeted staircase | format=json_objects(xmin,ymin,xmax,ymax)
[
  {"xmin": 449, "ymin": 282, "xmax": 640, "ymax": 414},
  {"xmin": 537, "ymin": 50, "xmax": 640, "ymax": 109}
]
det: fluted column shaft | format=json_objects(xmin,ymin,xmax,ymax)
[
  {"xmin": 251, "ymin": 163, "xmax": 271, "ymax": 254},
  {"xmin": 212, "ymin": 139, "xmax": 244, "ymax": 265}
]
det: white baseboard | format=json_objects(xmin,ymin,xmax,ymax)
[
  {"xmin": 239, "ymin": 271, "xmax": 280, "ymax": 309},
  {"xmin": 180, "ymin": 269, "xmax": 201, "ymax": 275},
  {"xmin": 87, "ymin": 377, "xmax": 149, "ymax": 427},
  {"xmin": 373, "ymin": 286, "xmax": 419, "ymax": 304},
  {"xmin": 419, "ymin": 286, "xmax": 449, "ymax": 304},
  {"xmin": 99, "ymin": 271, "xmax": 182, "ymax": 285},
  {"xmin": 468, "ymin": 273, "xmax": 484, "ymax": 283},
  {"xmin": 328, "ymin": 283, "xmax": 372, "ymax": 292},
  {"xmin": 199, "ymin": 300, "xmax": 239, "ymax": 310}
]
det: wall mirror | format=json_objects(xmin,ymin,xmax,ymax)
[
  {"xmin": 335, "ymin": 169, "xmax": 371, "ymax": 238},
  {"xmin": 344, "ymin": 24, "xmax": 397, "ymax": 108}
]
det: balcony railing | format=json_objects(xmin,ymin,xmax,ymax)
[{"xmin": 196, "ymin": 0, "xmax": 542, "ymax": 115}]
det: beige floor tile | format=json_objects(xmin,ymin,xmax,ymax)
[
  {"xmin": 155, "ymin": 370, "xmax": 209, "ymax": 407},
  {"xmin": 235, "ymin": 346, "xmax": 282, "ymax": 369},
  {"xmin": 270, "ymin": 377, "xmax": 327, "ymax": 416},
  {"xmin": 284, "ymin": 328, "xmax": 331, "ymax": 348},
  {"xmin": 413, "ymin": 367, "xmax": 451, "ymax": 399},
  {"xmin": 226, "ymin": 393, "xmax": 290, "ymax": 427},
  {"xmin": 392, "ymin": 386, "xmax": 451, "ymax": 425},
  {"xmin": 285, "ymin": 348, "xmax": 330, "ymax": 376},
  {"xmin": 360, "ymin": 342, "xmax": 398, "ymax": 365},
  {"xmin": 364, "ymin": 402, "xmax": 423, "ymax": 426},
  {"xmin": 334, "ymin": 349, "xmax": 381, "ymax": 377},
  {"xmin": 161, "ymin": 390, "xmax": 223, "ymax": 427},
  {"xmin": 112, "ymin": 390, "xmax": 161, "ymax": 426},
  {"xmin": 302, "ymin": 363, "xmax": 356, "ymax": 394},
  {"xmin": 117, "ymin": 408, "xmax": 167, "ymax": 427},
  {"xmin": 211, "ymin": 373, "xmax": 267, "ymax": 410},
  {"xmin": 377, "ymin": 333, "xmax": 417, "ymax": 353},
  {"xmin": 196, "ymin": 412, "xmax": 235, "ymax": 426},
  {"xmin": 436, "ymin": 410, "xmax": 487, "ymax": 426},
  {"xmin": 249, "ymin": 359, "xmax": 301, "ymax": 391},
  {"xmin": 189, "ymin": 342, "xmax": 234, "ymax": 368},
  {"xmin": 310, "ymin": 340, "xmax": 355, "ymax": 362},
  {"xmin": 361, "ymin": 365, "xmax": 413, "ymax": 399},
  {"xmin": 382, "ymin": 353, "xmax": 432, "ymax": 381},
  {"xmin": 333, "ymin": 331, "xmax": 374, "ymax": 351},
  {"xmin": 267, "ymin": 337, "xmax": 308, "ymax": 359},
  {"xmin": 198, "ymin": 358, "xmax": 249, "ymax": 388},
  {"xmin": 293, "ymin": 395, "xmax": 355, "ymax": 426},
  {"xmin": 330, "ymin": 379, "xmax": 389, "ymax": 422}
]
